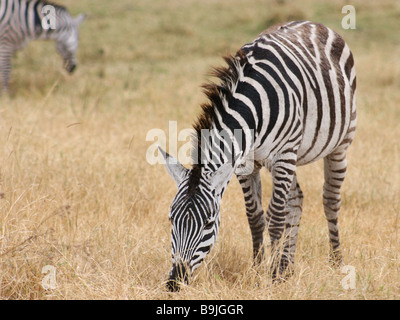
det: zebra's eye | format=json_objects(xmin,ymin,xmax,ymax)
[{"xmin": 204, "ymin": 220, "xmax": 214, "ymax": 230}]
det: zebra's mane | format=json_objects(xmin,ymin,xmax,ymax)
[
  {"xmin": 187, "ymin": 49, "xmax": 248, "ymax": 195},
  {"xmin": 34, "ymin": 0, "xmax": 67, "ymax": 11}
]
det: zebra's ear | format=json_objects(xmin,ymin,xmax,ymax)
[
  {"xmin": 73, "ymin": 13, "xmax": 86, "ymax": 26},
  {"xmin": 209, "ymin": 162, "xmax": 235, "ymax": 196},
  {"xmin": 159, "ymin": 147, "xmax": 188, "ymax": 187},
  {"xmin": 209, "ymin": 152, "xmax": 242, "ymax": 195}
]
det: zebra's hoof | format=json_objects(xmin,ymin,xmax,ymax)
[
  {"xmin": 271, "ymin": 259, "xmax": 294, "ymax": 282},
  {"xmin": 329, "ymin": 249, "xmax": 343, "ymax": 267}
]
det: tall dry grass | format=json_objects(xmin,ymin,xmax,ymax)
[{"xmin": 0, "ymin": 0, "xmax": 399, "ymax": 299}]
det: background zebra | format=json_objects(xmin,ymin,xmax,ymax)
[
  {"xmin": 160, "ymin": 20, "xmax": 356, "ymax": 291},
  {"xmin": 0, "ymin": 0, "xmax": 85, "ymax": 93}
]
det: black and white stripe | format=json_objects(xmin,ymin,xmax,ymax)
[
  {"xmin": 161, "ymin": 20, "xmax": 356, "ymax": 290},
  {"xmin": 0, "ymin": 0, "xmax": 85, "ymax": 92},
  {"xmin": 170, "ymin": 177, "xmax": 219, "ymax": 269}
]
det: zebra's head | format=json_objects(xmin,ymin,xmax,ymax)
[
  {"xmin": 55, "ymin": 13, "xmax": 86, "ymax": 73},
  {"xmin": 159, "ymin": 148, "xmax": 236, "ymax": 292}
]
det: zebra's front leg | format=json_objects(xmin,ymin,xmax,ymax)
[
  {"xmin": 237, "ymin": 167, "xmax": 265, "ymax": 265},
  {"xmin": 266, "ymin": 160, "xmax": 297, "ymax": 280},
  {"xmin": 281, "ymin": 174, "xmax": 303, "ymax": 273}
]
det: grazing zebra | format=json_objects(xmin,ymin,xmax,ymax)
[
  {"xmin": 0, "ymin": 0, "xmax": 85, "ymax": 93},
  {"xmin": 160, "ymin": 20, "xmax": 357, "ymax": 291}
]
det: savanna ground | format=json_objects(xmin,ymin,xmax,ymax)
[{"xmin": 0, "ymin": 0, "xmax": 399, "ymax": 300}]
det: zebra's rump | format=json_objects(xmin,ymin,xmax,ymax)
[{"xmin": 239, "ymin": 21, "xmax": 356, "ymax": 166}]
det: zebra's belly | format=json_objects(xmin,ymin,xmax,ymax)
[
  {"xmin": 296, "ymin": 104, "xmax": 350, "ymax": 166},
  {"xmin": 252, "ymin": 110, "xmax": 349, "ymax": 169},
  {"xmin": 296, "ymin": 137, "xmax": 335, "ymax": 166},
  {"xmin": 252, "ymin": 135, "xmax": 340, "ymax": 171}
]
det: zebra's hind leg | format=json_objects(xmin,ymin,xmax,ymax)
[
  {"xmin": 237, "ymin": 165, "xmax": 265, "ymax": 265},
  {"xmin": 323, "ymin": 150, "xmax": 348, "ymax": 266},
  {"xmin": 0, "ymin": 46, "xmax": 13, "ymax": 94}
]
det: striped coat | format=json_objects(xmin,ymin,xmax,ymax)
[
  {"xmin": 161, "ymin": 20, "xmax": 356, "ymax": 291},
  {"xmin": 0, "ymin": 0, "xmax": 85, "ymax": 92}
]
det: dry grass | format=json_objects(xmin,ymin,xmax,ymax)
[{"xmin": 0, "ymin": 0, "xmax": 399, "ymax": 300}]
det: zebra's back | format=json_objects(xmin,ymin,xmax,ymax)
[{"xmin": 239, "ymin": 21, "xmax": 356, "ymax": 166}]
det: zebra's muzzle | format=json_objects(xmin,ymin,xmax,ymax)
[
  {"xmin": 63, "ymin": 59, "xmax": 76, "ymax": 73},
  {"xmin": 67, "ymin": 63, "xmax": 76, "ymax": 73},
  {"xmin": 166, "ymin": 262, "xmax": 189, "ymax": 292}
]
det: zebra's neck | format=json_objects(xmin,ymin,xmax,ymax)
[
  {"xmin": 191, "ymin": 125, "xmax": 252, "ymax": 173},
  {"xmin": 29, "ymin": 1, "xmax": 69, "ymax": 41},
  {"xmin": 190, "ymin": 50, "xmax": 256, "ymax": 175}
]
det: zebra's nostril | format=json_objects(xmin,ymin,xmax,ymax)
[
  {"xmin": 166, "ymin": 279, "xmax": 181, "ymax": 292},
  {"xmin": 166, "ymin": 262, "xmax": 189, "ymax": 292}
]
